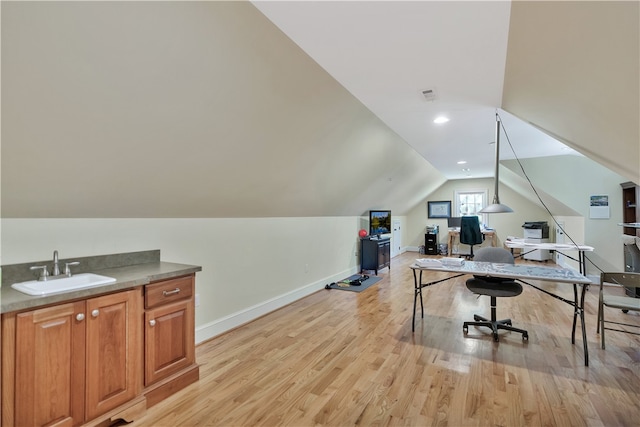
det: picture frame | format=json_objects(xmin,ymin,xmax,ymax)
[{"xmin": 428, "ymin": 200, "xmax": 451, "ymax": 218}]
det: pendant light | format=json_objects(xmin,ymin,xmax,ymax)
[{"xmin": 479, "ymin": 113, "xmax": 513, "ymax": 214}]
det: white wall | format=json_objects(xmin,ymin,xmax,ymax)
[
  {"xmin": 2, "ymin": 217, "xmax": 364, "ymax": 343},
  {"xmin": 553, "ymin": 216, "xmax": 585, "ymax": 272},
  {"xmin": 406, "ymin": 177, "xmax": 552, "ymax": 251},
  {"xmin": 504, "ymin": 155, "xmax": 629, "ymax": 273}
]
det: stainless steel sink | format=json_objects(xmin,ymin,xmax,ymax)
[{"xmin": 11, "ymin": 273, "xmax": 117, "ymax": 296}]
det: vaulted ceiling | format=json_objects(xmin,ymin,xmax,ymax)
[{"xmin": 253, "ymin": 1, "xmax": 582, "ymax": 181}]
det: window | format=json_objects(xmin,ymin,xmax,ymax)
[{"xmin": 454, "ymin": 189, "xmax": 488, "ymax": 225}]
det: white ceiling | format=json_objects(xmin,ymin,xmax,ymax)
[{"xmin": 253, "ymin": 0, "xmax": 580, "ymax": 180}]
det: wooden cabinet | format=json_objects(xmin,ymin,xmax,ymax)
[
  {"xmin": 621, "ymin": 182, "xmax": 640, "ymax": 236},
  {"xmin": 621, "ymin": 182, "xmax": 640, "ymax": 297},
  {"xmin": 361, "ymin": 238, "xmax": 391, "ymax": 275},
  {"xmin": 143, "ymin": 275, "xmax": 198, "ymax": 407},
  {"xmin": 2, "ymin": 290, "xmax": 141, "ymax": 427},
  {"xmin": 1, "ymin": 273, "xmax": 198, "ymax": 426},
  {"xmin": 144, "ymin": 276, "xmax": 195, "ymax": 386}
]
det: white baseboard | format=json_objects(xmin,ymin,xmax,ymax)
[{"xmin": 195, "ymin": 267, "xmax": 357, "ymax": 344}]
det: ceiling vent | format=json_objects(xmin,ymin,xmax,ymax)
[{"xmin": 421, "ymin": 88, "xmax": 438, "ymax": 101}]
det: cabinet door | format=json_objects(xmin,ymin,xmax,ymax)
[
  {"xmin": 14, "ymin": 301, "xmax": 86, "ymax": 427},
  {"xmin": 85, "ymin": 290, "xmax": 141, "ymax": 421},
  {"xmin": 381, "ymin": 241, "xmax": 391, "ymax": 268},
  {"xmin": 377, "ymin": 242, "xmax": 386, "ymax": 268},
  {"xmin": 145, "ymin": 299, "xmax": 195, "ymax": 386}
]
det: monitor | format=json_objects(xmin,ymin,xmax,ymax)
[
  {"xmin": 369, "ymin": 210, "xmax": 391, "ymax": 236},
  {"xmin": 447, "ymin": 216, "xmax": 462, "ymax": 229}
]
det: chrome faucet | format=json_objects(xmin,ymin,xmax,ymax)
[
  {"xmin": 65, "ymin": 261, "xmax": 80, "ymax": 276},
  {"xmin": 30, "ymin": 265, "xmax": 50, "ymax": 281},
  {"xmin": 52, "ymin": 250, "xmax": 61, "ymax": 276},
  {"xmin": 30, "ymin": 250, "xmax": 80, "ymax": 281}
]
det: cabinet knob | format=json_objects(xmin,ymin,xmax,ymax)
[
  {"xmin": 76, "ymin": 313, "xmax": 85, "ymax": 321},
  {"xmin": 149, "ymin": 319, "xmax": 156, "ymax": 327},
  {"xmin": 91, "ymin": 309, "xmax": 99, "ymax": 318}
]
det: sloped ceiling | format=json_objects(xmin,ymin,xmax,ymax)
[
  {"xmin": 1, "ymin": 1, "xmax": 443, "ymax": 218},
  {"xmin": 2, "ymin": 1, "xmax": 637, "ymax": 219},
  {"xmin": 502, "ymin": 0, "xmax": 639, "ymax": 184}
]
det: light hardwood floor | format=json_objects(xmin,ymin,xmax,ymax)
[{"xmin": 131, "ymin": 251, "xmax": 640, "ymax": 426}]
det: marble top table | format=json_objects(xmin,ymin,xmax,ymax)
[
  {"xmin": 409, "ymin": 260, "xmax": 592, "ymax": 366},
  {"xmin": 411, "ymin": 260, "xmax": 591, "ymax": 284}
]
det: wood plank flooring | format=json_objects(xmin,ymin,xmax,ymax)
[{"xmin": 131, "ymin": 251, "xmax": 640, "ymax": 426}]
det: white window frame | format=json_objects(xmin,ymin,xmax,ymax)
[{"xmin": 454, "ymin": 189, "xmax": 489, "ymax": 226}]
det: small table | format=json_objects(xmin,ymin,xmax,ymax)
[
  {"xmin": 410, "ymin": 261, "xmax": 592, "ymax": 366},
  {"xmin": 504, "ymin": 240, "xmax": 594, "ymax": 275},
  {"xmin": 447, "ymin": 230, "xmax": 496, "ymax": 256}
]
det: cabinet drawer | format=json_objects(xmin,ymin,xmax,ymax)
[{"xmin": 145, "ymin": 276, "xmax": 193, "ymax": 309}]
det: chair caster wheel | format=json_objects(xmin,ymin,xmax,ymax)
[
  {"xmin": 622, "ymin": 309, "xmax": 629, "ymax": 313},
  {"xmin": 523, "ymin": 333, "xmax": 529, "ymax": 341},
  {"xmin": 493, "ymin": 333, "xmax": 499, "ymax": 342},
  {"xmin": 325, "ymin": 284, "xmax": 331, "ymax": 290},
  {"xmin": 463, "ymin": 326, "xmax": 468, "ymax": 334}
]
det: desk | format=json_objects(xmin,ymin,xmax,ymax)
[
  {"xmin": 447, "ymin": 230, "xmax": 496, "ymax": 256},
  {"xmin": 410, "ymin": 261, "xmax": 592, "ymax": 366},
  {"xmin": 504, "ymin": 240, "xmax": 594, "ymax": 275}
]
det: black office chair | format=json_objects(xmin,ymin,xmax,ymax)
[
  {"xmin": 459, "ymin": 216, "xmax": 483, "ymax": 259},
  {"xmin": 462, "ymin": 247, "xmax": 529, "ymax": 342}
]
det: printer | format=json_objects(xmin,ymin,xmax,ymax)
[
  {"xmin": 522, "ymin": 221, "xmax": 551, "ymax": 261},
  {"xmin": 522, "ymin": 221, "xmax": 549, "ymax": 239}
]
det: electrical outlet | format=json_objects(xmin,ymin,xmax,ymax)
[{"xmin": 195, "ymin": 293, "xmax": 200, "ymax": 307}]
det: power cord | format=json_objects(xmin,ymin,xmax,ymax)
[{"xmin": 496, "ymin": 111, "xmax": 603, "ymax": 274}]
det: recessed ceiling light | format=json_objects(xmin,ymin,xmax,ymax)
[
  {"xmin": 457, "ymin": 160, "xmax": 467, "ymax": 165},
  {"xmin": 433, "ymin": 116, "xmax": 450, "ymax": 124},
  {"xmin": 462, "ymin": 168, "xmax": 470, "ymax": 172}
]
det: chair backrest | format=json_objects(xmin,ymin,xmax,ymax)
[
  {"xmin": 473, "ymin": 247, "xmax": 515, "ymax": 264},
  {"xmin": 601, "ymin": 272, "xmax": 640, "ymax": 289},
  {"xmin": 472, "ymin": 247, "xmax": 515, "ymax": 282},
  {"xmin": 459, "ymin": 216, "xmax": 483, "ymax": 246}
]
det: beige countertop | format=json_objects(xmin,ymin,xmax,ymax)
[{"xmin": 1, "ymin": 260, "xmax": 201, "ymax": 314}]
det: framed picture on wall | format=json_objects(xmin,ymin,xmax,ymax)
[{"xmin": 428, "ymin": 201, "xmax": 451, "ymax": 218}]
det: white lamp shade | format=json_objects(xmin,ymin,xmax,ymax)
[{"xmin": 479, "ymin": 203, "xmax": 514, "ymax": 214}]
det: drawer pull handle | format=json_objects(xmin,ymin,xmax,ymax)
[
  {"xmin": 91, "ymin": 309, "xmax": 99, "ymax": 318},
  {"xmin": 163, "ymin": 288, "xmax": 181, "ymax": 297},
  {"xmin": 149, "ymin": 319, "xmax": 156, "ymax": 327},
  {"xmin": 76, "ymin": 313, "xmax": 85, "ymax": 321}
]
